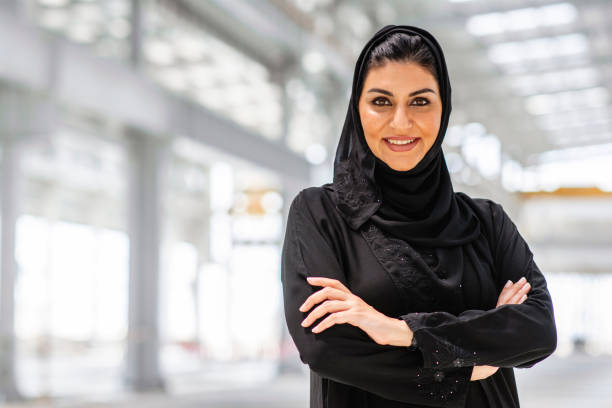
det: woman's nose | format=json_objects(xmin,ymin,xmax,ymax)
[{"xmin": 390, "ymin": 106, "xmax": 414, "ymax": 130}]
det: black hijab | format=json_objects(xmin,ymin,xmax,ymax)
[{"xmin": 330, "ymin": 24, "xmax": 481, "ymax": 248}]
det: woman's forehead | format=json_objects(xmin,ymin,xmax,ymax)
[{"xmin": 361, "ymin": 62, "xmax": 439, "ymax": 93}]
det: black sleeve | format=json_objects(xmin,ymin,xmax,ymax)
[
  {"xmin": 400, "ymin": 200, "xmax": 558, "ymax": 370},
  {"xmin": 281, "ymin": 190, "xmax": 474, "ymax": 407}
]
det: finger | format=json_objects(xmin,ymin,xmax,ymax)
[
  {"xmin": 496, "ymin": 286, "xmax": 513, "ymax": 306},
  {"xmin": 498, "ymin": 277, "xmax": 529, "ymax": 306},
  {"xmin": 301, "ymin": 300, "xmax": 346, "ymax": 327},
  {"xmin": 499, "ymin": 280, "xmax": 522, "ymax": 301},
  {"xmin": 496, "ymin": 280, "xmax": 517, "ymax": 306},
  {"xmin": 512, "ymin": 277, "xmax": 527, "ymax": 291},
  {"xmin": 311, "ymin": 310, "xmax": 349, "ymax": 333},
  {"xmin": 299, "ymin": 286, "xmax": 348, "ymax": 312},
  {"xmin": 508, "ymin": 281, "xmax": 531, "ymax": 304},
  {"xmin": 306, "ymin": 276, "xmax": 350, "ymax": 293}
]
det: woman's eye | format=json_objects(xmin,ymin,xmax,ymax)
[
  {"xmin": 371, "ymin": 97, "xmax": 429, "ymax": 106},
  {"xmin": 372, "ymin": 97, "xmax": 390, "ymax": 106}
]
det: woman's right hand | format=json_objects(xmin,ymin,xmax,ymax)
[
  {"xmin": 470, "ymin": 277, "xmax": 531, "ymax": 381},
  {"xmin": 495, "ymin": 276, "xmax": 531, "ymax": 308}
]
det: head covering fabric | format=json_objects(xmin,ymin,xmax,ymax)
[{"xmin": 330, "ymin": 24, "xmax": 481, "ymax": 248}]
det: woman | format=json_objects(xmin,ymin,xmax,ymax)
[{"xmin": 281, "ymin": 24, "xmax": 557, "ymax": 408}]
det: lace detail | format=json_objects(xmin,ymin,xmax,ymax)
[
  {"xmin": 412, "ymin": 365, "xmax": 472, "ymax": 403},
  {"xmin": 361, "ymin": 220, "xmax": 478, "ymax": 370},
  {"xmin": 360, "ymin": 221, "xmax": 448, "ymax": 312},
  {"xmin": 403, "ymin": 313, "xmax": 481, "ymax": 369},
  {"xmin": 332, "ymin": 161, "xmax": 379, "ymax": 230}
]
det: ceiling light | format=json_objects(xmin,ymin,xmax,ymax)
[
  {"xmin": 37, "ymin": 0, "xmax": 70, "ymax": 6},
  {"xmin": 525, "ymin": 87, "xmax": 609, "ymax": 115},
  {"xmin": 467, "ymin": 3, "xmax": 577, "ymax": 36},
  {"xmin": 302, "ymin": 51, "xmax": 326, "ymax": 74},
  {"xmin": 510, "ymin": 67, "xmax": 599, "ymax": 96},
  {"xmin": 305, "ymin": 144, "xmax": 328, "ymax": 165},
  {"xmin": 144, "ymin": 39, "xmax": 175, "ymax": 65},
  {"xmin": 488, "ymin": 33, "xmax": 589, "ymax": 65}
]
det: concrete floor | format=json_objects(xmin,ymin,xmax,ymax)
[{"xmin": 4, "ymin": 353, "xmax": 612, "ymax": 408}]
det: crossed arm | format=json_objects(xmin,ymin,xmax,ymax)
[
  {"xmin": 281, "ymin": 190, "xmax": 557, "ymax": 405},
  {"xmin": 298, "ymin": 274, "xmax": 533, "ymax": 381}
]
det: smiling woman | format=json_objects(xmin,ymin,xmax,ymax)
[
  {"xmin": 358, "ymin": 61, "xmax": 442, "ymax": 171},
  {"xmin": 281, "ymin": 24, "xmax": 557, "ymax": 408}
]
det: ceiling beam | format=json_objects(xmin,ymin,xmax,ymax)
[{"xmin": 0, "ymin": 8, "xmax": 310, "ymax": 183}]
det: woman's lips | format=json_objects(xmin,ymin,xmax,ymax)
[{"xmin": 383, "ymin": 137, "xmax": 420, "ymax": 152}]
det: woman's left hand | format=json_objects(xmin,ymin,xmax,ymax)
[{"xmin": 299, "ymin": 276, "xmax": 412, "ymax": 346}]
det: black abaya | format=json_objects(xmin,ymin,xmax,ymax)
[{"xmin": 280, "ymin": 24, "xmax": 557, "ymax": 408}]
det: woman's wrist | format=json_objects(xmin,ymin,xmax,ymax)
[{"xmin": 387, "ymin": 317, "xmax": 415, "ymax": 347}]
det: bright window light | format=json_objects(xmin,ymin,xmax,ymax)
[
  {"xmin": 535, "ymin": 106, "xmax": 611, "ymax": 131},
  {"xmin": 188, "ymin": 65, "xmax": 217, "ymax": 88},
  {"xmin": 466, "ymin": 13, "xmax": 505, "ymax": 36},
  {"xmin": 144, "ymin": 39, "xmax": 176, "ymax": 65},
  {"xmin": 535, "ymin": 142, "xmax": 612, "ymax": 162},
  {"xmin": 525, "ymin": 156, "xmax": 612, "ymax": 191},
  {"xmin": 305, "ymin": 143, "xmax": 328, "ymax": 165},
  {"xmin": 550, "ymin": 130, "xmax": 612, "ymax": 146},
  {"xmin": 466, "ymin": 3, "xmax": 577, "ymax": 36},
  {"xmin": 510, "ymin": 67, "xmax": 600, "ymax": 96},
  {"xmin": 444, "ymin": 125, "xmax": 466, "ymax": 147},
  {"xmin": 38, "ymin": 9, "xmax": 70, "ymax": 29},
  {"xmin": 505, "ymin": 8, "xmax": 539, "ymax": 31},
  {"xmin": 445, "ymin": 152, "xmax": 465, "ymax": 174},
  {"xmin": 38, "ymin": 0, "xmax": 70, "ymax": 6},
  {"xmin": 525, "ymin": 87, "xmax": 610, "ymax": 115},
  {"xmin": 488, "ymin": 33, "xmax": 588, "ymax": 65},
  {"xmin": 540, "ymin": 3, "xmax": 577, "ymax": 26},
  {"xmin": 302, "ymin": 50, "xmax": 327, "ymax": 74},
  {"xmin": 461, "ymin": 133, "xmax": 501, "ymax": 180},
  {"xmin": 501, "ymin": 158, "xmax": 524, "ymax": 192}
]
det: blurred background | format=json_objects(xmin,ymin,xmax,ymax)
[{"xmin": 0, "ymin": 0, "xmax": 611, "ymax": 407}]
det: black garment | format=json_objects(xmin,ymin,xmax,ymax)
[
  {"xmin": 281, "ymin": 188, "xmax": 556, "ymax": 407},
  {"xmin": 331, "ymin": 24, "xmax": 478, "ymax": 251},
  {"xmin": 280, "ymin": 24, "xmax": 557, "ymax": 408},
  {"xmin": 371, "ymin": 155, "xmax": 480, "ymax": 247}
]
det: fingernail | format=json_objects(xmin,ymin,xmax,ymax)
[
  {"xmin": 519, "ymin": 276, "xmax": 526, "ymax": 283},
  {"xmin": 505, "ymin": 280, "xmax": 512, "ymax": 288}
]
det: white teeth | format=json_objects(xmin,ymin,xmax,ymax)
[{"xmin": 387, "ymin": 138, "xmax": 416, "ymax": 145}]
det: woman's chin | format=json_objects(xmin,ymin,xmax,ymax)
[{"xmin": 381, "ymin": 156, "xmax": 420, "ymax": 172}]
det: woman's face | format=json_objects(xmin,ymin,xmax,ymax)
[{"xmin": 358, "ymin": 61, "xmax": 442, "ymax": 171}]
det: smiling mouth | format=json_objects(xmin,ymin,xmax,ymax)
[
  {"xmin": 383, "ymin": 137, "xmax": 420, "ymax": 152},
  {"xmin": 385, "ymin": 138, "xmax": 418, "ymax": 145}
]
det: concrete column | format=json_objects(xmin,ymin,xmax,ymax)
[
  {"xmin": 130, "ymin": 0, "xmax": 143, "ymax": 67},
  {"xmin": 270, "ymin": 63, "xmax": 300, "ymax": 147},
  {"xmin": 192, "ymin": 216, "xmax": 211, "ymax": 351},
  {"xmin": 0, "ymin": 87, "xmax": 54, "ymax": 402},
  {"xmin": 123, "ymin": 131, "xmax": 169, "ymax": 391},
  {"xmin": 0, "ymin": 138, "xmax": 24, "ymax": 402}
]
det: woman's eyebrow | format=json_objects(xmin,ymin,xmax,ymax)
[{"xmin": 366, "ymin": 87, "xmax": 436, "ymax": 97}]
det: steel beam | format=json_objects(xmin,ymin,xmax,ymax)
[{"xmin": 0, "ymin": 8, "xmax": 310, "ymax": 184}]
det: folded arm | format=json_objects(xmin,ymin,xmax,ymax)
[
  {"xmin": 281, "ymin": 189, "xmax": 474, "ymax": 407},
  {"xmin": 400, "ymin": 200, "xmax": 557, "ymax": 370}
]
